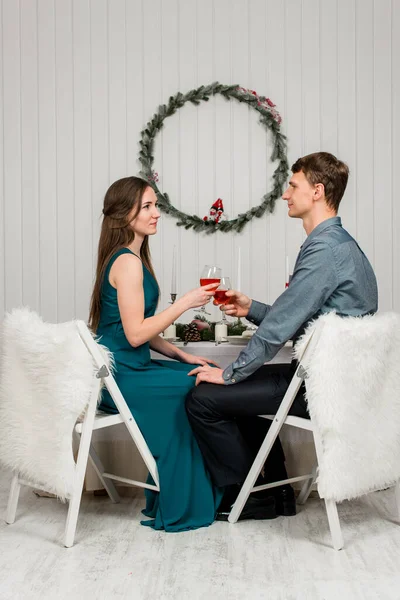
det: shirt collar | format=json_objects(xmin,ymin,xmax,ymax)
[{"xmin": 301, "ymin": 216, "xmax": 342, "ymax": 250}]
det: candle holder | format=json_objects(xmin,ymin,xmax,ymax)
[
  {"xmin": 214, "ymin": 335, "xmax": 227, "ymax": 346},
  {"xmin": 169, "ymin": 293, "xmax": 177, "ymax": 329},
  {"xmin": 163, "ymin": 293, "xmax": 178, "ymax": 341}
]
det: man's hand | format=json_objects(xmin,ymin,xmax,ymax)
[
  {"xmin": 220, "ymin": 290, "xmax": 252, "ymax": 318},
  {"xmin": 188, "ymin": 365, "xmax": 225, "ymax": 386}
]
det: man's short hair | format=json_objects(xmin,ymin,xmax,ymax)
[{"xmin": 291, "ymin": 152, "xmax": 349, "ymax": 212}]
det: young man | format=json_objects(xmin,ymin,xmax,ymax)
[{"xmin": 185, "ymin": 152, "xmax": 378, "ymax": 521}]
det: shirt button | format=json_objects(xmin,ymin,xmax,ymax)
[
  {"xmin": 241, "ymin": 361, "xmax": 246, "ymax": 365},
  {"xmin": 231, "ymin": 378, "xmax": 236, "ymax": 383}
]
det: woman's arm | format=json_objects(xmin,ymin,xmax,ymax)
[
  {"xmin": 111, "ymin": 253, "xmax": 215, "ymax": 347},
  {"xmin": 150, "ymin": 335, "xmax": 219, "ymax": 367},
  {"xmin": 149, "ymin": 335, "xmax": 185, "ymax": 360}
]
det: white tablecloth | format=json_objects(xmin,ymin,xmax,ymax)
[
  {"xmin": 153, "ymin": 340, "xmax": 293, "ymax": 369},
  {"xmin": 85, "ymin": 341, "xmax": 316, "ymax": 491}
]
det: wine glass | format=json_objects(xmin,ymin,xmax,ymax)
[
  {"xmin": 213, "ymin": 276, "xmax": 231, "ymax": 344},
  {"xmin": 199, "ymin": 265, "xmax": 221, "ymax": 315},
  {"xmin": 213, "ymin": 276, "xmax": 231, "ymax": 324}
]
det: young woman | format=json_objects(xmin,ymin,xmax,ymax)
[{"xmin": 89, "ymin": 176, "xmax": 223, "ymax": 531}]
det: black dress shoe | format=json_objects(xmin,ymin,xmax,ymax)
[
  {"xmin": 216, "ymin": 495, "xmax": 277, "ymax": 522},
  {"xmin": 273, "ymin": 485, "xmax": 296, "ymax": 516},
  {"xmin": 218, "ymin": 484, "xmax": 241, "ymax": 513}
]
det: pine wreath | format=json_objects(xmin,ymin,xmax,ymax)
[{"xmin": 138, "ymin": 82, "xmax": 289, "ymax": 234}]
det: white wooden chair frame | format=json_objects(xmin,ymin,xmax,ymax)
[
  {"xmin": 227, "ymin": 325, "xmax": 400, "ymax": 550},
  {"xmin": 6, "ymin": 321, "xmax": 159, "ymax": 548}
]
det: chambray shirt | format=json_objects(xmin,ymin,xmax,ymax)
[{"xmin": 222, "ymin": 217, "xmax": 378, "ymax": 385}]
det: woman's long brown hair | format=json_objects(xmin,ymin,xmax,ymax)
[{"xmin": 88, "ymin": 176, "xmax": 157, "ymax": 333}]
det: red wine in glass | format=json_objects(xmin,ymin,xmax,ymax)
[
  {"xmin": 213, "ymin": 276, "xmax": 231, "ymax": 308},
  {"xmin": 214, "ymin": 277, "xmax": 231, "ymax": 322},
  {"xmin": 199, "ymin": 266, "xmax": 221, "ymax": 288},
  {"xmin": 213, "ymin": 289, "xmax": 229, "ymax": 305},
  {"xmin": 198, "ymin": 266, "xmax": 222, "ymax": 314},
  {"xmin": 200, "ymin": 278, "xmax": 220, "ymax": 287}
]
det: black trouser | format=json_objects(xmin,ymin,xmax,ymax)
[{"xmin": 185, "ymin": 363, "xmax": 309, "ymax": 488}]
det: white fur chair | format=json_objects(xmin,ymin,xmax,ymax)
[
  {"xmin": 0, "ymin": 308, "xmax": 159, "ymax": 547},
  {"xmin": 228, "ymin": 312, "xmax": 400, "ymax": 550}
]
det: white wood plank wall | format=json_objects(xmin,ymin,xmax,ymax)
[{"xmin": 1, "ymin": 0, "xmax": 399, "ymax": 323}]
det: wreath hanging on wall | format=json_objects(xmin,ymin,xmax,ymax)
[{"xmin": 138, "ymin": 82, "xmax": 289, "ymax": 234}]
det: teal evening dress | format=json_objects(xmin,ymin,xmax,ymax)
[{"xmin": 97, "ymin": 248, "xmax": 223, "ymax": 531}]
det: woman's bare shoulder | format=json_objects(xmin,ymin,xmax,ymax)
[{"xmin": 110, "ymin": 251, "xmax": 143, "ymax": 287}]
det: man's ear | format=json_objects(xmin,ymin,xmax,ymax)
[{"xmin": 314, "ymin": 183, "xmax": 325, "ymax": 201}]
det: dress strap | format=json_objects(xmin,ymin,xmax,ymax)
[
  {"xmin": 126, "ymin": 248, "xmax": 142, "ymax": 261},
  {"xmin": 104, "ymin": 248, "xmax": 141, "ymax": 283}
]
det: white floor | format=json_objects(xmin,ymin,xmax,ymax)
[{"xmin": 1, "ymin": 470, "xmax": 400, "ymax": 600}]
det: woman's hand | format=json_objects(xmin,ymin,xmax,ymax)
[
  {"xmin": 181, "ymin": 284, "xmax": 217, "ymax": 310},
  {"xmin": 188, "ymin": 364, "xmax": 225, "ymax": 385},
  {"xmin": 179, "ymin": 352, "xmax": 220, "ymax": 368},
  {"xmin": 220, "ymin": 290, "xmax": 252, "ymax": 318}
]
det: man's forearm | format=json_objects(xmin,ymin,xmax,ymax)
[{"xmin": 246, "ymin": 300, "xmax": 271, "ymax": 325}]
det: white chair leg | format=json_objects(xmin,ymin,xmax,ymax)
[
  {"xmin": 6, "ymin": 474, "xmax": 21, "ymax": 524},
  {"xmin": 324, "ymin": 498, "xmax": 344, "ymax": 550},
  {"xmin": 229, "ymin": 420, "xmax": 287, "ymax": 523},
  {"xmin": 395, "ymin": 481, "xmax": 400, "ymax": 521},
  {"xmin": 229, "ymin": 371, "xmax": 307, "ymax": 524},
  {"xmin": 311, "ymin": 428, "xmax": 343, "ymax": 550},
  {"xmin": 64, "ymin": 378, "xmax": 101, "ymax": 548},
  {"xmin": 228, "ymin": 478, "xmax": 254, "ymax": 524},
  {"xmin": 297, "ymin": 465, "xmax": 318, "ymax": 505},
  {"xmin": 88, "ymin": 443, "xmax": 121, "ymax": 503},
  {"xmin": 64, "ymin": 482, "xmax": 85, "ymax": 548}
]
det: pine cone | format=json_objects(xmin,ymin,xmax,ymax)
[{"xmin": 183, "ymin": 323, "xmax": 201, "ymax": 342}]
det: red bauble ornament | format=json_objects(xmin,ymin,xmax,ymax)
[{"xmin": 191, "ymin": 319, "xmax": 210, "ymax": 331}]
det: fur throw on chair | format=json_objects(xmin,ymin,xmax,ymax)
[
  {"xmin": 294, "ymin": 311, "xmax": 400, "ymax": 502},
  {"xmin": 0, "ymin": 307, "xmax": 110, "ymax": 500}
]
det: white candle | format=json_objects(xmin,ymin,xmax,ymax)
[
  {"xmin": 285, "ymin": 255, "xmax": 290, "ymax": 286},
  {"xmin": 163, "ymin": 324, "xmax": 176, "ymax": 340},
  {"xmin": 171, "ymin": 245, "xmax": 177, "ymax": 294},
  {"xmin": 237, "ymin": 246, "xmax": 242, "ymax": 291},
  {"xmin": 215, "ymin": 322, "xmax": 228, "ymax": 341}
]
